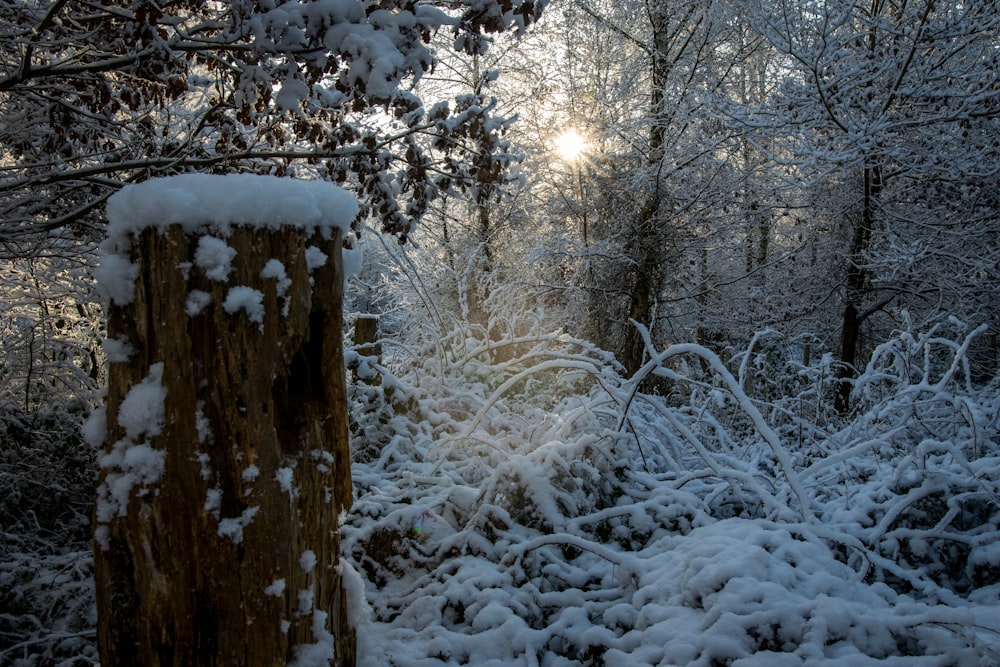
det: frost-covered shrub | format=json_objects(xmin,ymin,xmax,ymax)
[
  {"xmin": 799, "ymin": 320, "xmax": 1000, "ymax": 599},
  {"xmin": 0, "ymin": 407, "xmax": 96, "ymax": 666},
  {"xmin": 0, "ymin": 256, "xmax": 101, "ymax": 665},
  {"xmin": 348, "ymin": 367, "xmax": 413, "ymax": 465},
  {"xmin": 344, "ymin": 316, "xmax": 1000, "ymax": 665}
]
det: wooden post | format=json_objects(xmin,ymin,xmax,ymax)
[
  {"xmin": 352, "ymin": 315, "xmax": 380, "ymax": 385},
  {"xmin": 93, "ymin": 180, "xmax": 356, "ymax": 666},
  {"xmin": 354, "ymin": 314, "xmax": 380, "ymax": 353}
]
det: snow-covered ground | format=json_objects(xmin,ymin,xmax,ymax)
[
  {"xmin": 342, "ymin": 319, "xmax": 1000, "ymax": 666},
  {"xmin": 3, "ymin": 318, "xmax": 999, "ymax": 665}
]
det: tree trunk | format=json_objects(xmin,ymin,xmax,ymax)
[
  {"xmin": 618, "ymin": 11, "xmax": 669, "ymax": 378},
  {"xmin": 621, "ymin": 248, "xmax": 659, "ymax": 376},
  {"xmin": 94, "ymin": 223, "xmax": 355, "ymax": 666},
  {"xmin": 835, "ymin": 164, "xmax": 881, "ymax": 413}
]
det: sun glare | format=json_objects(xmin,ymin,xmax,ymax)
[{"xmin": 555, "ymin": 129, "xmax": 587, "ymax": 162}]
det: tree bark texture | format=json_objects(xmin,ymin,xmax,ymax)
[{"xmin": 94, "ymin": 224, "xmax": 355, "ymax": 666}]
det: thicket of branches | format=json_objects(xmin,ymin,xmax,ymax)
[
  {"xmin": 345, "ymin": 278, "xmax": 1000, "ymax": 664},
  {"xmin": 331, "ymin": 214, "xmax": 1000, "ymax": 662}
]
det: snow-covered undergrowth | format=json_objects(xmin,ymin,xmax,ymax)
[
  {"xmin": 344, "ymin": 318, "xmax": 1000, "ymax": 666},
  {"xmin": 4, "ymin": 317, "xmax": 998, "ymax": 665},
  {"xmin": 0, "ymin": 409, "xmax": 96, "ymax": 666}
]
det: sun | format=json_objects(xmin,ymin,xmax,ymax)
[{"xmin": 555, "ymin": 129, "xmax": 587, "ymax": 161}]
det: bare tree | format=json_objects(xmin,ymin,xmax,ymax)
[
  {"xmin": 720, "ymin": 0, "xmax": 1000, "ymax": 409},
  {"xmin": 541, "ymin": 0, "xmax": 760, "ymax": 374}
]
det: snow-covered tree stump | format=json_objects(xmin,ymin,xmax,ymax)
[{"xmin": 90, "ymin": 175, "xmax": 359, "ymax": 667}]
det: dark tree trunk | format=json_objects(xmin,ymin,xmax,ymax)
[
  {"xmin": 94, "ymin": 223, "xmax": 355, "ymax": 666},
  {"xmin": 618, "ymin": 13, "xmax": 670, "ymax": 378},
  {"xmin": 621, "ymin": 240, "xmax": 662, "ymax": 376},
  {"xmin": 835, "ymin": 164, "xmax": 882, "ymax": 414}
]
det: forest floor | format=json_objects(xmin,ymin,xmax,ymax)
[{"xmin": 3, "ymin": 321, "xmax": 1000, "ymax": 665}]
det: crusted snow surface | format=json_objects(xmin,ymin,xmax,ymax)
[
  {"xmin": 300, "ymin": 550, "xmax": 318, "ymax": 574},
  {"xmin": 339, "ymin": 559, "xmax": 372, "ymax": 630},
  {"xmin": 185, "ymin": 289, "xmax": 213, "ymax": 316},
  {"xmin": 101, "ymin": 336, "xmax": 134, "ymax": 362},
  {"xmin": 204, "ymin": 487, "xmax": 222, "ymax": 515},
  {"xmin": 195, "ymin": 403, "xmax": 212, "ymax": 445},
  {"xmin": 305, "ymin": 245, "xmax": 328, "ymax": 271},
  {"xmin": 80, "ymin": 406, "xmax": 106, "ymax": 449},
  {"xmin": 265, "ymin": 579, "xmax": 287, "ymax": 597},
  {"xmin": 288, "ymin": 610, "xmax": 336, "ymax": 667},
  {"xmin": 115, "ymin": 363, "xmax": 167, "ymax": 440},
  {"xmin": 297, "ymin": 588, "xmax": 315, "ymax": 616},
  {"xmin": 194, "ymin": 236, "xmax": 237, "ymax": 281},
  {"xmin": 261, "ymin": 258, "xmax": 293, "ymax": 315},
  {"xmin": 92, "ymin": 251, "xmax": 139, "ymax": 306},
  {"xmin": 223, "ymin": 285, "xmax": 265, "ymax": 329},
  {"xmin": 276, "ymin": 466, "xmax": 298, "ymax": 499},
  {"xmin": 104, "ymin": 174, "xmax": 357, "ymax": 250},
  {"xmin": 217, "ymin": 506, "xmax": 259, "ymax": 544}
]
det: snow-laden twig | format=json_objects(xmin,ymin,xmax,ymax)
[
  {"xmin": 637, "ymin": 392, "xmax": 794, "ymax": 519},
  {"xmin": 735, "ymin": 327, "xmax": 782, "ymax": 391},
  {"xmin": 626, "ymin": 321, "xmax": 816, "ymax": 522},
  {"xmin": 501, "ymin": 533, "xmax": 638, "ymax": 571},
  {"xmin": 427, "ymin": 357, "xmax": 613, "ymax": 474}
]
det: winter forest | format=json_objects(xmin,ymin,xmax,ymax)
[{"xmin": 2, "ymin": 0, "xmax": 1000, "ymax": 665}]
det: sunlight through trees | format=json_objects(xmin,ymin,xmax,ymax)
[{"xmin": 555, "ymin": 128, "xmax": 588, "ymax": 162}]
